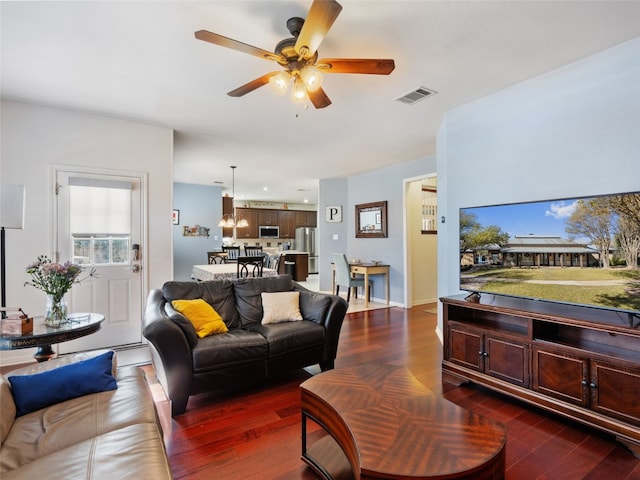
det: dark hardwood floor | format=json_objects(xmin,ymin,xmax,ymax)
[{"xmin": 142, "ymin": 306, "xmax": 640, "ymax": 480}]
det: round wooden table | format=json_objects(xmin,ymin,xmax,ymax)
[
  {"xmin": 301, "ymin": 364, "xmax": 507, "ymax": 479},
  {"xmin": 0, "ymin": 313, "xmax": 104, "ymax": 362}
]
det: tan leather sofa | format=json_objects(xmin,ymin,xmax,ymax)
[{"xmin": 0, "ymin": 350, "xmax": 172, "ymax": 479}]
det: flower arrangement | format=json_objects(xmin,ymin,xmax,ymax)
[{"xmin": 24, "ymin": 255, "xmax": 96, "ymax": 325}]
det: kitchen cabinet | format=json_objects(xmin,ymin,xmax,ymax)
[
  {"xmin": 222, "ymin": 196, "xmax": 234, "ymax": 238},
  {"xmin": 279, "ymin": 210, "xmax": 296, "ymax": 238},
  {"xmin": 295, "ymin": 210, "xmax": 317, "ymax": 227},
  {"xmin": 442, "ymin": 294, "xmax": 640, "ymax": 457},
  {"xmin": 234, "ymin": 208, "xmax": 258, "ymax": 238},
  {"xmin": 258, "ymin": 209, "xmax": 279, "ymax": 226}
]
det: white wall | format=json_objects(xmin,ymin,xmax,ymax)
[
  {"xmin": 0, "ymin": 100, "xmax": 173, "ymax": 364},
  {"xmin": 437, "ymin": 37, "xmax": 640, "ymax": 334}
]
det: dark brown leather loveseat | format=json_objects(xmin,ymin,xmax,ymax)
[{"xmin": 143, "ymin": 275, "xmax": 348, "ymax": 415}]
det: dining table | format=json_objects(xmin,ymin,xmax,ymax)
[{"xmin": 191, "ymin": 263, "xmax": 278, "ymax": 281}]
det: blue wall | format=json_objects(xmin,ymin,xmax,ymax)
[
  {"xmin": 318, "ymin": 155, "xmax": 437, "ymax": 304},
  {"xmin": 173, "ymin": 182, "xmax": 223, "ymax": 281},
  {"xmin": 437, "ymin": 37, "xmax": 640, "ymax": 332}
]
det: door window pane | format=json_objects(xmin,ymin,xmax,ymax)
[{"xmin": 69, "ymin": 182, "xmax": 131, "ymax": 265}]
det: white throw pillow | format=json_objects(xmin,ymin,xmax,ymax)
[{"xmin": 261, "ymin": 291, "xmax": 303, "ymax": 324}]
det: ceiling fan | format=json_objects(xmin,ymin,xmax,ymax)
[{"xmin": 194, "ymin": 0, "xmax": 395, "ymax": 109}]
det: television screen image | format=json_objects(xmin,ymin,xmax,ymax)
[{"xmin": 459, "ymin": 191, "xmax": 640, "ymax": 314}]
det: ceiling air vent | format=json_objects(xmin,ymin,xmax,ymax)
[{"xmin": 396, "ymin": 87, "xmax": 437, "ymax": 105}]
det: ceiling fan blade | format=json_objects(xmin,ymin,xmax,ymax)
[
  {"xmin": 195, "ymin": 30, "xmax": 284, "ymax": 63},
  {"xmin": 307, "ymin": 87, "xmax": 332, "ymax": 109},
  {"xmin": 227, "ymin": 72, "xmax": 279, "ymax": 97},
  {"xmin": 316, "ymin": 58, "xmax": 395, "ymax": 75},
  {"xmin": 295, "ymin": 0, "xmax": 342, "ymax": 58}
]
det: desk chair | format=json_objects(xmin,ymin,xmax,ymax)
[
  {"xmin": 207, "ymin": 252, "xmax": 226, "ymax": 264},
  {"xmin": 237, "ymin": 256, "xmax": 264, "ymax": 278},
  {"xmin": 332, "ymin": 253, "xmax": 370, "ymax": 302},
  {"xmin": 222, "ymin": 246, "xmax": 241, "ymax": 262}
]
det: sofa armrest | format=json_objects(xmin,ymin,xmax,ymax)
[
  {"xmin": 294, "ymin": 284, "xmax": 348, "ymax": 370},
  {"xmin": 142, "ymin": 289, "xmax": 193, "ymax": 415},
  {"xmin": 319, "ymin": 294, "xmax": 348, "ymax": 369}
]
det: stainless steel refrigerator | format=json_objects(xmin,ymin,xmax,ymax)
[{"xmin": 294, "ymin": 227, "xmax": 318, "ymax": 274}]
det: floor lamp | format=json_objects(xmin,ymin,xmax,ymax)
[{"xmin": 1, "ymin": 184, "xmax": 26, "ymax": 318}]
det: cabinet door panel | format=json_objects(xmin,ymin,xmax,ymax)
[
  {"xmin": 486, "ymin": 336, "xmax": 529, "ymax": 387},
  {"xmin": 279, "ymin": 210, "xmax": 296, "ymax": 238},
  {"xmin": 235, "ymin": 208, "xmax": 258, "ymax": 238},
  {"xmin": 448, "ymin": 325, "xmax": 483, "ymax": 371},
  {"xmin": 591, "ymin": 361, "xmax": 640, "ymax": 426},
  {"xmin": 258, "ymin": 209, "xmax": 278, "ymax": 226},
  {"xmin": 532, "ymin": 347, "xmax": 588, "ymax": 407}
]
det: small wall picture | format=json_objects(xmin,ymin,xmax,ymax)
[
  {"xmin": 325, "ymin": 205, "xmax": 342, "ymax": 223},
  {"xmin": 172, "ymin": 209, "xmax": 180, "ymax": 225}
]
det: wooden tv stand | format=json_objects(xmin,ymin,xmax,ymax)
[{"xmin": 441, "ymin": 294, "xmax": 640, "ymax": 458}]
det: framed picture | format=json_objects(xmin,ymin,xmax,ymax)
[
  {"xmin": 172, "ymin": 209, "xmax": 180, "ymax": 225},
  {"xmin": 325, "ymin": 205, "xmax": 342, "ymax": 223},
  {"xmin": 356, "ymin": 201, "xmax": 387, "ymax": 238}
]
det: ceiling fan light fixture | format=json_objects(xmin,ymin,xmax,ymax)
[
  {"xmin": 300, "ymin": 67, "xmax": 322, "ymax": 91},
  {"xmin": 269, "ymin": 71, "xmax": 289, "ymax": 95},
  {"xmin": 292, "ymin": 76, "xmax": 308, "ymax": 102}
]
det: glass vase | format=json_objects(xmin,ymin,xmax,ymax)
[{"xmin": 45, "ymin": 294, "xmax": 68, "ymax": 327}]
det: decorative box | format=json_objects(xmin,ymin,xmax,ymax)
[{"xmin": 0, "ymin": 308, "xmax": 34, "ymax": 336}]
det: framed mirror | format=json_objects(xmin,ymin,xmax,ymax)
[{"xmin": 356, "ymin": 201, "xmax": 387, "ymax": 238}]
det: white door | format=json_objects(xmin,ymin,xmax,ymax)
[{"xmin": 54, "ymin": 168, "xmax": 145, "ymax": 353}]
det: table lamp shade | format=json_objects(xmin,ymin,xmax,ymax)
[{"xmin": 0, "ymin": 184, "xmax": 25, "ymax": 229}]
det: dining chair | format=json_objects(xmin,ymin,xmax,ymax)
[
  {"xmin": 222, "ymin": 246, "xmax": 241, "ymax": 262},
  {"xmin": 244, "ymin": 245, "xmax": 263, "ymax": 256},
  {"xmin": 207, "ymin": 252, "xmax": 226, "ymax": 264},
  {"xmin": 237, "ymin": 256, "xmax": 265, "ymax": 278},
  {"xmin": 265, "ymin": 254, "xmax": 280, "ymax": 272},
  {"xmin": 332, "ymin": 253, "xmax": 370, "ymax": 302}
]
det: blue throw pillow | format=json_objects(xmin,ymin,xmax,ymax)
[{"xmin": 8, "ymin": 351, "xmax": 118, "ymax": 417}]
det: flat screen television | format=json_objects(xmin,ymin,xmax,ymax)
[{"xmin": 459, "ymin": 191, "xmax": 640, "ymax": 315}]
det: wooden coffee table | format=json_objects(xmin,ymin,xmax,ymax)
[{"xmin": 300, "ymin": 364, "xmax": 506, "ymax": 480}]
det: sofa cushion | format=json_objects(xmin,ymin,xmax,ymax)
[
  {"xmin": 246, "ymin": 320, "xmax": 325, "ymax": 356},
  {"xmin": 171, "ymin": 298, "xmax": 228, "ymax": 337},
  {"xmin": 191, "ymin": 330, "xmax": 269, "ymax": 372},
  {"xmin": 233, "ymin": 275, "xmax": 295, "ymax": 327},
  {"xmin": 298, "ymin": 290, "xmax": 332, "ymax": 324},
  {"xmin": 7, "ymin": 351, "xmax": 117, "ymax": 417},
  {"xmin": 0, "ymin": 423, "xmax": 172, "ymax": 480},
  {"xmin": 0, "ymin": 376, "xmax": 15, "ymax": 447},
  {"xmin": 163, "ymin": 280, "xmax": 241, "ymax": 329},
  {"xmin": 261, "ymin": 291, "xmax": 303, "ymax": 324},
  {"xmin": 0, "ymin": 365, "xmax": 157, "ymax": 473}
]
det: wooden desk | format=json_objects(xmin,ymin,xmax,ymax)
[
  {"xmin": 331, "ymin": 263, "xmax": 390, "ymax": 307},
  {"xmin": 301, "ymin": 364, "xmax": 506, "ymax": 480},
  {"xmin": 0, "ymin": 313, "xmax": 104, "ymax": 362}
]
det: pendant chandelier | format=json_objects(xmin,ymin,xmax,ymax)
[{"xmin": 218, "ymin": 166, "xmax": 248, "ymax": 228}]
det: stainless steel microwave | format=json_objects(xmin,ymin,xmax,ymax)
[{"xmin": 259, "ymin": 226, "xmax": 279, "ymax": 238}]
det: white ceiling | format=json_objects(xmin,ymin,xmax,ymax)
[{"xmin": 2, "ymin": 1, "xmax": 639, "ymax": 205}]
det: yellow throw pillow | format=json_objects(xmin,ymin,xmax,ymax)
[
  {"xmin": 261, "ymin": 291, "xmax": 303, "ymax": 324},
  {"xmin": 171, "ymin": 299, "xmax": 228, "ymax": 338}
]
